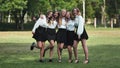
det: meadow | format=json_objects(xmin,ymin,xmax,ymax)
[{"xmin": 0, "ymin": 27, "xmax": 120, "ymax": 68}]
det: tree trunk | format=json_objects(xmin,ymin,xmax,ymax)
[
  {"xmin": 94, "ymin": 18, "xmax": 97, "ymax": 28},
  {"xmin": 110, "ymin": 18, "xmax": 113, "ymax": 28},
  {"xmin": 8, "ymin": 11, "xmax": 11, "ymax": 23},
  {"xmin": 19, "ymin": 9, "xmax": 27, "ymax": 30},
  {"xmin": 13, "ymin": 11, "xmax": 19, "ymax": 30},
  {"xmin": 114, "ymin": 0, "xmax": 119, "ymax": 27},
  {"xmin": 101, "ymin": 0, "xmax": 106, "ymax": 28},
  {"xmin": 83, "ymin": 0, "xmax": 85, "ymax": 22},
  {"xmin": 0, "ymin": 12, "xmax": 2, "ymax": 23},
  {"xmin": 12, "ymin": 9, "xmax": 27, "ymax": 30},
  {"xmin": 117, "ymin": 17, "xmax": 120, "ymax": 27}
]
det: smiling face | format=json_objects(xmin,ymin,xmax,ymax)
[
  {"xmin": 66, "ymin": 12, "xmax": 70, "ymax": 19},
  {"xmin": 40, "ymin": 15, "xmax": 45, "ymax": 19},
  {"xmin": 54, "ymin": 11, "xmax": 59, "ymax": 18},
  {"xmin": 40, "ymin": 15, "xmax": 44, "ymax": 19},
  {"xmin": 73, "ymin": 8, "xmax": 77, "ymax": 15},
  {"xmin": 47, "ymin": 11, "xmax": 53, "ymax": 18},
  {"xmin": 61, "ymin": 9, "xmax": 66, "ymax": 17}
]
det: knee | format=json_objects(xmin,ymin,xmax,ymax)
[
  {"xmin": 38, "ymin": 45, "xmax": 44, "ymax": 49},
  {"xmin": 67, "ymin": 46, "xmax": 71, "ymax": 49},
  {"xmin": 38, "ymin": 46, "xmax": 42, "ymax": 49},
  {"xmin": 50, "ymin": 45, "xmax": 54, "ymax": 49},
  {"xmin": 73, "ymin": 45, "xmax": 77, "ymax": 49},
  {"xmin": 59, "ymin": 47, "xmax": 63, "ymax": 50}
]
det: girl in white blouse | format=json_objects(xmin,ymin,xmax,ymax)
[
  {"xmin": 43, "ymin": 11, "xmax": 57, "ymax": 62},
  {"xmin": 31, "ymin": 14, "xmax": 48, "ymax": 62},
  {"xmin": 72, "ymin": 8, "xmax": 89, "ymax": 64},
  {"xmin": 56, "ymin": 9, "xmax": 67, "ymax": 63},
  {"xmin": 65, "ymin": 11, "xmax": 75, "ymax": 63}
]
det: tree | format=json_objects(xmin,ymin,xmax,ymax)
[
  {"xmin": 101, "ymin": 0, "xmax": 106, "ymax": 27},
  {"xmin": 0, "ymin": 0, "xmax": 27, "ymax": 30},
  {"xmin": 85, "ymin": 1, "xmax": 95, "ymax": 19},
  {"xmin": 49, "ymin": 0, "xmax": 78, "ymax": 11},
  {"xmin": 27, "ymin": 0, "xmax": 52, "ymax": 17},
  {"xmin": 106, "ymin": 0, "xmax": 120, "ymax": 27}
]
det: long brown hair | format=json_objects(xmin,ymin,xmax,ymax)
[
  {"xmin": 46, "ymin": 11, "xmax": 53, "ymax": 25},
  {"xmin": 53, "ymin": 11, "xmax": 60, "ymax": 24},
  {"xmin": 76, "ymin": 8, "xmax": 81, "ymax": 15},
  {"xmin": 72, "ymin": 8, "xmax": 81, "ymax": 20},
  {"xmin": 65, "ymin": 11, "xmax": 74, "ymax": 22}
]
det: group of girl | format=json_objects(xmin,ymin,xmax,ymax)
[{"xmin": 31, "ymin": 8, "xmax": 89, "ymax": 64}]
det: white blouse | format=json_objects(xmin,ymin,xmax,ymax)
[
  {"xmin": 47, "ymin": 20, "xmax": 57, "ymax": 29},
  {"xmin": 74, "ymin": 15, "xmax": 84, "ymax": 36},
  {"xmin": 66, "ymin": 20, "xmax": 75, "ymax": 31},
  {"xmin": 32, "ymin": 15, "xmax": 47, "ymax": 33},
  {"xmin": 57, "ymin": 17, "xmax": 66, "ymax": 29}
]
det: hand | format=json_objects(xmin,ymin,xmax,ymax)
[
  {"xmin": 78, "ymin": 35, "xmax": 81, "ymax": 39},
  {"xmin": 32, "ymin": 32, "xmax": 35, "ymax": 34}
]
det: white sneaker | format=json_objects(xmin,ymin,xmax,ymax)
[
  {"xmin": 58, "ymin": 59, "xmax": 61, "ymax": 63},
  {"xmin": 75, "ymin": 60, "xmax": 79, "ymax": 63}
]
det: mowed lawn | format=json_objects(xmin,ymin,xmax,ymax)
[{"xmin": 0, "ymin": 27, "xmax": 120, "ymax": 68}]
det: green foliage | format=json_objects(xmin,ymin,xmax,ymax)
[
  {"xmin": 90, "ymin": 0, "xmax": 102, "ymax": 18},
  {"xmin": 106, "ymin": 0, "xmax": 120, "ymax": 18},
  {"xmin": 0, "ymin": 0, "xmax": 27, "ymax": 11},
  {"xmin": 27, "ymin": 0, "xmax": 52, "ymax": 16},
  {"xmin": 27, "ymin": 0, "xmax": 79, "ymax": 16},
  {"xmin": 85, "ymin": 1, "xmax": 95, "ymax": 18},
  {"xmin": 0, "ymin": 0, "xmax": 120, "ymax": 28},
  {"xmin": 50, "ymin": 0, "xmax": 77, "ymax": 11}
]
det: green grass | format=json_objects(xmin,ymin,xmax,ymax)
[{"xmin": 0, "ymin": 27, "xmax": 120, "ymax": 68}]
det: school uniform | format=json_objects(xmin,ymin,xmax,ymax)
[
  {"xmin": 32, "ymin": 16, "xmax": 47, "ymax": 42},
  {"xmin": 66, "ymin": 20, "xmax": 75, "ymax": 46},
  {"xmin": 56, "ymin": 18, "xmax": 67, "ymax": 43},
  {"xmin": 74, "ymin": 15, "xmax": 88, "ymax": 41},
  {"xmin": 46, "ymin": 20, "xmax": 57, "ymax": 41}
]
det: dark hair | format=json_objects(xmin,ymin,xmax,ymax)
[
  {"xmin": 71, "ymin": 8, "xmax": 81, "ymax": 20},
  {"xmin": 70, "ymin": 12, "xmax": 75, "ymax": 20},
  {"xmin": 53, "ymin": 11, "xmax": 60, "ymax": 24},
  {"xmin": 46, "ymin": 11, "xmax": 53, "ymax": 24},
  {"xmin": 72, "ymin": 8, "xmax": 81, "ymax": 15},
  {"xmin": 65, "ymin": 11, "xmax": 75, "ymax": 22}
]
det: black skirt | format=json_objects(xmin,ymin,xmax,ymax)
[
  {"xmin": 66, "ymin": 30, "xmax": 74, "ymax": 46},
  {"xmin": 32, "ymin": 26, "xmax": 47, "ymax": 42},
  {"xmin": 46, "ymin": 28, "xmax": 56, "ymax": 41},
  {"xmin": 56, "ymin": 29, "xmax": 67, "ymax": 44},
  {"xmin": 74, "ymin": 28, "xmax": 88, "ymax": 41}
]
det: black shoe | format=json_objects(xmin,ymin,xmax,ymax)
[
  {"xmin": 39, "ymin": 59, "xmax": 44, "ymax": 63},
  {"xmin": 48, "ymin": 59, "xmax": 53, "ymax": 62},
  {"xmin": 30, "ymin": 42, "xmax": 35, "ymax": 50}
]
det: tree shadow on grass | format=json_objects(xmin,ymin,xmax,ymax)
[{"xmin": 0, "ymin": 43, "xmax": 120, "ymax": 68}]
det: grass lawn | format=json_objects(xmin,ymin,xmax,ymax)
[{"xmin": 0, "ymin": 27, "xmax": 120, "ymax": 68}]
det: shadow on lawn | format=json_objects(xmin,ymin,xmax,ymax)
[{"xmin": 0, "ymin": 43, "xmax": 120, "ymax": 68}]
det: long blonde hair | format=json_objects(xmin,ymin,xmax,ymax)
[{"xmin": 58, "ymin": 9, "xmax": 66, "ymax": 25}]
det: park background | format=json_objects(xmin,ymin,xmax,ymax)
[{"xmin": 0, "ymin": 0, "xmax": 120, "ymax": 68}]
